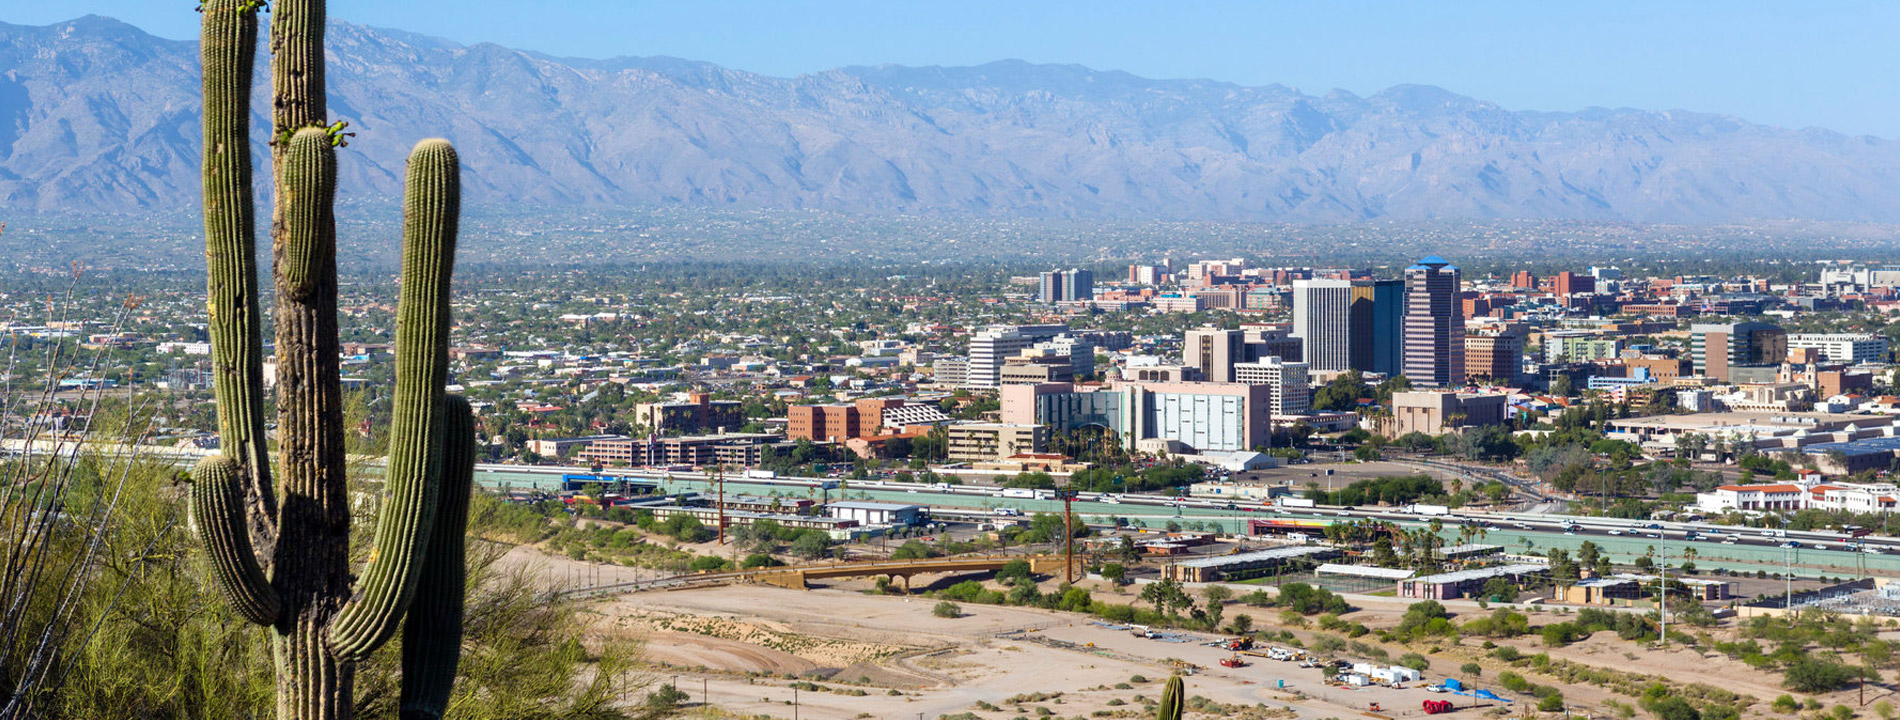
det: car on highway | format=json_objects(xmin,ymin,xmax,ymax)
[
  {"xmin": 1607, "ymin": 529, "xmax": 1625, "ymax": 535},
  {"xmin": 1779, "ymin": 541, "xmax": 1802, "ymax": 549}
]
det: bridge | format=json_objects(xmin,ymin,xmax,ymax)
[
  {"xmin": 749, "ymin": 554, "xmax": 1071, "ymax": 592},
  {"xmin": 554, "ymin": 554, "xmax": 1072, "ymax": 598}
]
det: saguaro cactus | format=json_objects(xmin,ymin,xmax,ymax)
[
  {"xmin": 192, "ymin": 1, "xmax": 472, "ymax": 719},
  {"xmin": 1157, "ymin": 674, "xmax": 1185, "ymax": 720}
]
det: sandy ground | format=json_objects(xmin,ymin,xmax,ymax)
[
  {"xmin": 498, "ymin": 541, "xmax": 1895, "ymax": 720},
  {"xmin": 593, "ymin": 582, "xmax": 1460, "ymax": 720}
]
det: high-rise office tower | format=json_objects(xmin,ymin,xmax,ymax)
[
  {"xmin": 1292, "ymin": 279, "xmax": 1353, "ymax": 371},
  {"xmin": 1038, "ymin": 271, "xmax": 1064, "ymax": 304},
  {"xmin": 1184, "ymin": 327, "xmax": 1246, "ymax": 382},
  {"xmin": 1349, "ymin": 279, "xmax": 1404, "ymax": 376},
  {"xmin": 1464, "ymin": 332, "xmax": 1523, "ymax": 383},
  {"xmin": 1553, "ymin": 271, "xmax": 1595, "ymax": 297},
  {"xmin": 967, "ymin": 324, "xmax": 1068, "ymax": 388},
  {"xmin": 1691, "ymin": 321, "xmax": 1787, "ymax": 382},
  {"xmin": 1402, "ymin": 256, "xmax": 1464, "ymax": 386},
  {"xmin": 1040, "ymin": 269, "xmax": 1094, "ymax": 303}
]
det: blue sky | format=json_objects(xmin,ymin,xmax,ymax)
[{"xmin": 12, "ymin": 1, "xmax": 1900, "ymax": 137}]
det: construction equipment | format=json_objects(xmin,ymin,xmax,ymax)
[
  {"xmin": 1220, "ymin": 655, "xmax": 1247, "ymax": 669},
  {"xmin": 1423, "ymin": 700, "xmax": 1455, "ymax": 714},
  {"xmin": 1224, "ymin": 637, "xmax": 1255, "ymax": 651}
]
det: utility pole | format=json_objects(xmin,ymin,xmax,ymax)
[
  {"xmin": 1056, "ymin": 487, "xmax": 1078, "ymax": 583},
  {"xmin": 1785, "ymin": 546, "xmax": 1794, "ymax": 609},
  {"xmin": 715, "ymin": 462, "xmax": 727, "ymax": 546},
  {"xmin": 1657, "ymin": 539, "xmax": 1667, "ymax": 646}
]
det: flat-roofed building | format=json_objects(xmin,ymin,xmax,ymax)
[
  {"xmin": 825, "ymin": 500, "xmax": 924, "ymax": 526},
  {"xmin": 635, "ymin": 392, "xmax": 744, "ymax": 436},
  {"xmin": 1692, "ymin": 321, "xmax": 1787, "ymax": 382},
  {"xmin": 1003, "ymin": 380, "xmax": 1272, "ymax": 454},
  {"xmin": 1398, "ymin": 564, "xmax": 1547, "ymax": 600},
  {"xmin": 1390, "ymin": 391, "xmax": 1507, "ymax": 437},
  {"xmin": 1235, "ymin": 356, "xmax": 1312, "ymax": 417},
  {"xmin": 1000, "ymin": 355, "xmax": 1075, "ymax": 384},
  {"xmin": 1788, "ymin": 333, "xmax": 1889, "ymax": 364},
  {"xmin": 1464, "ymin": 332, "xmax": 1523, "ymax": 383},
  {"xmin": 1164, "ymin": 545, "xmax": 1339, "ymax": 583},
  {"xmin": 946, "ymin": 422, "xmax": 1048, "ymax": 461}
]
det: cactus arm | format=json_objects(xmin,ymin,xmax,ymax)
[
  {"xmin": 277, "ymin": 128, "xmax": 336, "ymax": 300},
  {"xmin": 1158, "ymin": 675, "xmax": 1184, "ymax": 720},
  {"xmin": 327, "ymin": 139, "xmax": 463, "ymax": 661},
  {"xmin": 200, "ymin": 0, "xmax": 278, "ymax": 541},
  {"xmin": 398, "ymin": 395, "xmax": 476, "ymax": 720},
  {"xmin": 190, "ymin": 456, "xmax": 280, "ymax": 626}
]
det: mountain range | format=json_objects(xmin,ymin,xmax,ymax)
[{"xmin": 4, "ymin": 15, "xmax": 1900, "ymax": 224}]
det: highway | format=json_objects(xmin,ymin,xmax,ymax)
[
  {"xmin": 472, "ymin": 462, "xmax": 1900, "ymax": 574},
  {"xmin": 10, "ymin": 440, "xmax": 1893, "ymax": 575}
]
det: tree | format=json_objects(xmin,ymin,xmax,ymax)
[
  {"xmin": 1784, "ymin": 658, "xmax": 1858, "ymax": 693},
  {"xmin": 1101, "ymin": 563, "xmax": 1129, "ymax": 586},
  {"xmin": 1313, "ymin": 370, "xmax": 1370, "ymax": 411},
  {"xmin": 1481, "ymin": 576, "xmax": 1519, "ymax": 601},
  {"xmin": 933, "ymin": 601, "xmax": 962, "ymax": 618},
  {"xmin": 1551, "ymin": 374, "xmax": 1576, "ymax": 398},
  {"xmin": 1140, "ymin": 578, "xmax": 1193, "ymax": 618},
  {"xmin": 1646, "ymin": 697, "xmax": 1702, "ymax": 720},
  {"xmin": 790, "ymin": 532, "xmax": 832, "ymax": 560},
  {"xmin": 1228, "ymin": 614, "xmax": 1254, "ymax": 635}
]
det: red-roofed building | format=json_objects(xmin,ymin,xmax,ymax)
[{"xmin": 1700, "ymin": 483, "xmax": 1805, "ymax": 512}]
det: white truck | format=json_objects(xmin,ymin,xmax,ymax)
[
  {"xmin": 1000, "ymin": 488, "xmax": 1052, "ymax": 500},
  {"xmin": 1406, "ymin": 504, "xmax": 1451, "ymax": 516},
  {"xmin": 744, "ymin": 469, "xmax": 777, "ymax": 480},
  {"xmin": 1279, "ymin": 497, "xmax": 1317, "ymax": 509}
]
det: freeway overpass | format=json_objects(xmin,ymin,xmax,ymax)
[
  {"xmin": 16, "ymin": 440, "xmax": 1900, "ymax": 574},
  {"xmin": 750, "ymin": 554, "xmax": 1071, "ymax": 592},
  {"xmin": 555, "ymin": 554, "xmax": 1070, "ymax": 598}
]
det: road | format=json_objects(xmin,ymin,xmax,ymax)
[
  {"xmin": 473, "ymin": 462, "xmax": 1900, "ymax": 575},
  {"xmin": 12, "ymin": 440, "xmax": 1892, "ymax": 575}
]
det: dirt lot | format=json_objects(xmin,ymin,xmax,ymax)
[
  {"xmin": 585, "ymin": 581, "xmax": 1502, "ymax": 720},
  {"xmin": 501, "ymin": 541, "xmax": 1896, "ymax": 720}
]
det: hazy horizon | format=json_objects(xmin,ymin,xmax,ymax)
[{"xmin": 7, "ymin": 1, "xmax": 1900, "ymax": 139}]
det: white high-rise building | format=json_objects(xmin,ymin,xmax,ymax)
[
  {"xmin": 1235, "ymin": 356, "xmax": 1311, "ymax": 417},
  {"xmin": 1291, "ymin": 279, "xmax": 1352, "ymax": 371},
  {"xmin": 966, "ymin": 324, "xmax": 1067, "ymax": 388},
  {"xmin": 1031, "ymin": 334, "xmax": 1097, "ymax": 377},
  {"xmin": 1788, "ymin": 333, "xmax": 1889, "ymax": 365}
]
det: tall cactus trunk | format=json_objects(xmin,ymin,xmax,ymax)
[{"xmin": 191, "ymin": 2, "xmax": 473, "ymax": 719}]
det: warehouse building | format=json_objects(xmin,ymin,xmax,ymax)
[
  {"xmin": 1397, "ymin": 564, "xmax": 1548, "ymax": 600},
  {"xmin": 1163, "ymin": 545, "xmax": 1338, "ymax": 583}
]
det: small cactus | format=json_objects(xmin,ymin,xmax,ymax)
[{"xmin": 1158, "ymin": 674, "xmax": 1185, "ymax": 720}]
